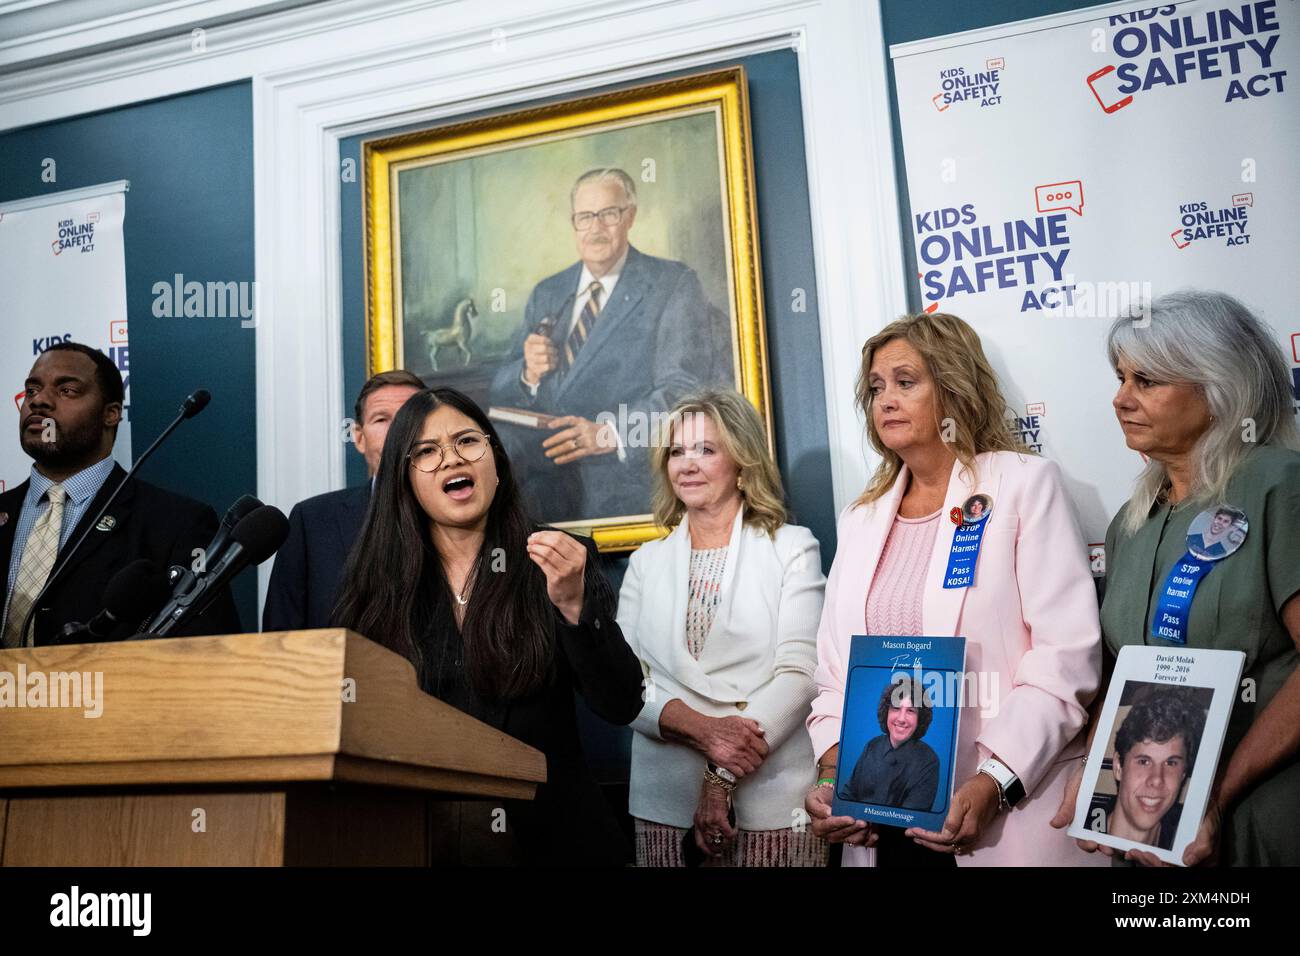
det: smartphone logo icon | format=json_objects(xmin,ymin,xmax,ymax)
[
  {"xmin": 932, "ymin": 92, "xmax": 950, "ymax": 112},
  {"xmin": 1170, "ymin": 229, "xmax": 1190, "ymax": 250},
  {"xmin": 1086, "ymin": 65, "xmax": 1133, "ymax": 114}
]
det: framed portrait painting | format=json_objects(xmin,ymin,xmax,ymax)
[{"xmin": 364, "ymin": 67, "xmax": 771, "ymax": 551}]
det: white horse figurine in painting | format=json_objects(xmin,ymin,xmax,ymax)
[{"xmin": 424, "ymin": 297, "xmax": 477, "ymax": 372}]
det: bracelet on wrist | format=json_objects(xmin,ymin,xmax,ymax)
[
  {"xmin": 704, "ymin": 769, "xmax": 737, "ymax": 793},
  {"xmin": 814, "ymin": 776, "xmax": 836, "ymax": 789},
  {"xmin": 977, "ymin": 768, "xmax": 1010, "ymax": 812}
]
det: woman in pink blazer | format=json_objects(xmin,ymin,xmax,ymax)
[{"xmin": 805, "ymin": 312, "xmax": 1106, "ymax": 867}]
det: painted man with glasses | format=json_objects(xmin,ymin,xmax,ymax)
[{"xmin": 490, "ymin": 167, "xmax": 727, "ymax": 522}]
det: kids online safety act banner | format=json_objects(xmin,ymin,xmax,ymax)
[
  {"xmin": 0, "ymin": 182, "xmax": 132, "ymax": 493},
  {"xmin": 890, "ymin": 0, "xmax": 1298, "ymax": 562}
]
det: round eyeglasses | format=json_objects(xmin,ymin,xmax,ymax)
[{"xmin": 407, "ymin": 432, "xmax": 491, "ymax": 472}]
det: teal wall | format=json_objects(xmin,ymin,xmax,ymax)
[{"xmin": 0, "ymin": 82, "xmax": 258, "ymax": 628}]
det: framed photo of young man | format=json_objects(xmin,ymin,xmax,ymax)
[{"xmin": 364, "ymin": 67, "xmax": 771, "ymax": 551}]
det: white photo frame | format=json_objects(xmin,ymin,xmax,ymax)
[{"xmin": 1069, "ymin": 645, "xmax": 1244, "ymax": 865}]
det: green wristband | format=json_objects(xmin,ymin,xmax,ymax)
[{"xmin": 815, "ymin": 776, "xmax": 836, "ymax": 788}]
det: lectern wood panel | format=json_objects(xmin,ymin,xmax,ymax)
[
  {"xmin": 0, "ymin": 630, "xmax": 546, "ymax": 865},
  {"xmin": 0, "ymin": 630, "xmax": 347, "ymax": 767},
  {"xmin": 0, "ymin": 629, "xmax": 546, "ymax": 795},
  {"xmin": 2, "ymin": 792, "xmax": 286, "ymax": 866}
]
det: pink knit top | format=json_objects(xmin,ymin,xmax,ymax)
[{"xmin": 865, "ymin": 509, "xmax": 942, "ymax": 636}]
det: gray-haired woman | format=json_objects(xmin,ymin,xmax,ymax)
[{"xmin": 1051, "ymin": 290, "xmax": 1300, "ymax": 866}]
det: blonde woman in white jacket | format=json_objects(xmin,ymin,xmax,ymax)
[{"xmin": 617, "ymin": 390, "xmax": 827, "ymax": 866}]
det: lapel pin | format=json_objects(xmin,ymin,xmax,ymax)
[
  {"xmin": 95, "ymin": 515, "xmax": 117, "ymax": 532},
  {"xmin": 949, "ymin": 506, "xmax": 963, "ymax": 527}
]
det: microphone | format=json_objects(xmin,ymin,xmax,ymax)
[
  {"xmin": 56, "ymin": 560, "xmax": 171, "ymax": 645},
  {"xmin": 168, "ymin": 494, "xmax": 263, "ymax": 601},
  {"xmin": 139, "ymin": 505, "xmax": 289, "ymax": 638},
  {"xmin": 16, "ymin": 387, "xmax": 213, "ymax": 646},
  {"xmin": 207, "ymin": 494, "xmax": 262, "ymax": 563},
  {"xmin": 181, "ymin": 389, "xmax": 211, "ymax": 419}
]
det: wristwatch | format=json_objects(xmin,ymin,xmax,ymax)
[
  {"xmin": 707, "ymin": 762, "xmax": 737, "ymax": 786},
  {"xmin": 976, "ymin": 757, "xmax": 1025, "ymax": 810}
]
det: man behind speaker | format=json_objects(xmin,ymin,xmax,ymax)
[
  {"xmin": 262, "ymin": 369, "xmax": 424, "ymax": 631},
  {"xmin": 0, "ymin": 343, "xmax": 240, "ymax": 647}
]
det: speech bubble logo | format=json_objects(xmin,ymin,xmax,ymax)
[
  {"xmin": 1035, "ymin": 180, "xmax": 1084, "ymax": 216},
  {"xmin": 1232, "ymin": 192, "xmax": 1254, "ymax": 207},
  {"xmin": 1026, "ymin": 402, "xmax": 1046, "ymax": 416},
  {"xmin": 987, "ymin": 57, "xmax": 1005, "ymax": 70}
]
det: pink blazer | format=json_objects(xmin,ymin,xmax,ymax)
[{"xmin": 807, "ymin": 451, "xmax": 1106, "ymax": 866}]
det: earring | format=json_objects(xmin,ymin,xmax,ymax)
[{"xmin": 736, "ymin": 476, "xmax": 744, "ymax": 491}]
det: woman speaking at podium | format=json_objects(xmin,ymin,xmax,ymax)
[{"xmin": 333, "ymin": 386, "xmax": 644, "ymax": 866}]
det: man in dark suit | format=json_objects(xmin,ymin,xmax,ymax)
[
  {"xmin": 488, "ymin": 167, "xmax": 728, "ymax": 522},
  {"xmin": 0, "ymin": 343, "xmax": 239, "ymax": 648},
  {"xmin": 261, "ymin": 369, "xmax": 424, "ymax": 631}
]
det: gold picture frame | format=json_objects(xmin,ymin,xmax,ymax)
[{"xmin": 364, "ymin": 67, "xmax": 771, "ymax": 551}]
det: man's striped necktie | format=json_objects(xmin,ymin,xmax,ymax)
[
  {"xmin": 561, "ymin": 280, "xmax": 603, "ymax": 376},
  {"xmin": 2, "ymin": 483, "xmax": 66, "ymax": 649}
]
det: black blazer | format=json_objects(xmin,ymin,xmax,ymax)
[
  {"xmin": 416, "ymin": 536, "xmax": 644, "ymax": 866},
  {"xmin": 262, "ymin": 484, "xmax": 369, "ymax": 632},
  {"xmin": 0, "ymin": 464, "xmax": 241, "ymax": 645}
]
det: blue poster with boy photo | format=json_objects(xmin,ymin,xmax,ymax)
[{"xmin": 831, "ymin": 635, "xmax": 966, "ymax": 832}]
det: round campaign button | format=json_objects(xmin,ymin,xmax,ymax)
[
  {"xmin": 1186, "ymin": 506, "xmax": 1248, "ymax": 562},
  {"xmin": 961, "ymin": 493, "xmax": 993, "ymax": 525}
]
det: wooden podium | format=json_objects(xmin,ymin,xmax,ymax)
[{"xmin": 0, "ymin": 629, "xmax": 546, "ymax": 866}]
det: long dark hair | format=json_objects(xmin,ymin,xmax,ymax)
[{"xmin": 332, "ymin": 387, "xmax": 555, "ymax": 700}]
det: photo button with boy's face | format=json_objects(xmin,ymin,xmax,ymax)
[{"xmin": 1185, "ymin": 506, "xmax": 1248, "ymax": 562}]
